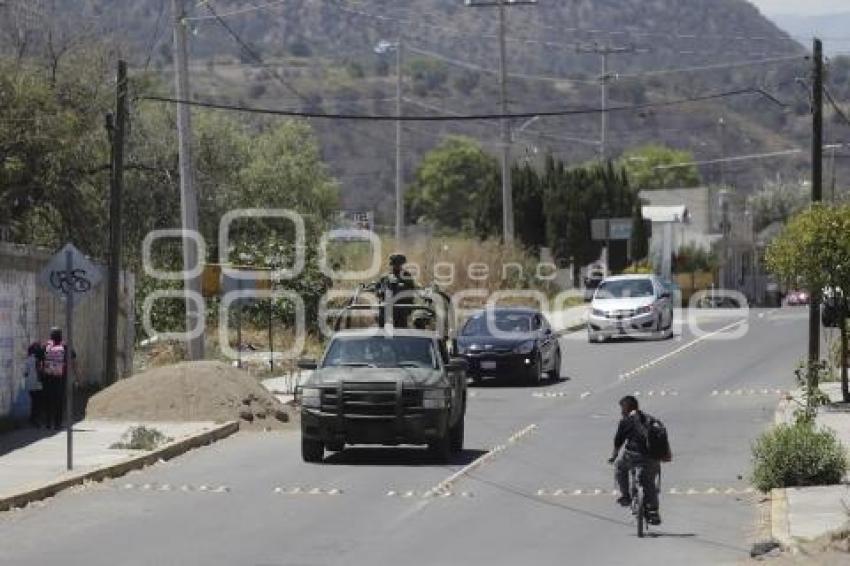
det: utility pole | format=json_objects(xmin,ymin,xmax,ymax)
[
  {"xmin": 172, "ymin": 0, "xmax": 204, "ymax": 360},
  {"xmin": 718, "ymin": 116, "xmax": 727, "ymax": 185},
  {"xmin": 810, "ymin": 38, "xmax": 824, "ymax": 365},
  {"xmin": 104, "ymin": 60, "xmax": 127, "ymax": 386},
  {"xmin": 465, "ymin": 0, "xmax": 537, "ymax": 246},
  {"xmin": 577, "ymin": 43, "xmax": 636, "ymax": 161},
  {"xmin": 395, "ymin": 38, "xmax": 404, "ymax": 243}
]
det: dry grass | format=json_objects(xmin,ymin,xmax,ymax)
[
  {"xmin": 136, "ymin": 324, "xmax": 325, "ymax": 377},
  {"xmin": 329, "ymin": 235, "xmax": 555, "ymax": 301}
]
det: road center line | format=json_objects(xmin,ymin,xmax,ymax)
[
  {"xmin": 618, "ymin": 318, "xmax": 747, "ymax": 380},
  {"xmin": 423, "ymin": 424, "xmax": 537, "ymax": 498}
]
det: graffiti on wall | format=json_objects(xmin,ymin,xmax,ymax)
[{"xmin": 0, "ymin": 294, "xmax": 15, "ymax": 416}]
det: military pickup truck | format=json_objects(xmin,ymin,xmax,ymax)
[{"xmin": 297, "ymin": 329, "xmax": 467, "ymax": 463}]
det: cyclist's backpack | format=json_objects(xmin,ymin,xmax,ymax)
[
  {"xmin": 43, "ymin": 342, "xmax": 66, "ymax": 378},
  {"xmin": 644, "ymin": 414, "xmax": 672, "ymax": 462}
]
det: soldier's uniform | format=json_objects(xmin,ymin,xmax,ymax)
[{"xmin": 373, "ymin": 254, "xmax": 417, "ymax": 328}]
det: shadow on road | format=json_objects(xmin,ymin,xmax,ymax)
[
  {"xmin": 471, "ymin": 376, "xmax": 572, "ymax": 389},
  {"xmin": 646, "ymin": 531, "xmax": 697, "ymax": 539},
  {"xmin": 323, "ymin": 447, "xmax": 488, "ymax": 467}
]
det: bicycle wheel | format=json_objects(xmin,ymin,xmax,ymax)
[{"xmin": 635, "ymin": 490, "xmax": 645, "ymax": 538}]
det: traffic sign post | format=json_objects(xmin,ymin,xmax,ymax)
[
  {"xmin": 64, "ymin": 249, "xmax": 74, "ymax": 470},
  {"xmin": 38, "ymin": 243, "xmax": 103, "ymax": 471}
]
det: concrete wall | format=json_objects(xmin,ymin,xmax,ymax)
[
  {"xmin": 0, "ymin": 243, "xmax": 134, "ymax": 419},
  {"xmin": 640, "ymin": 187, "xmax": 724, "ymax": 269}
]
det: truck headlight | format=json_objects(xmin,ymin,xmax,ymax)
[
  {"xmin": 422, "ymin": 389, "xmax": 448, "ymax": 409},
  {"xmin": 301, "ymin": 387, "xmax": 321, "ymax": 408},
  {"xmin": 592, "ymin": 308, "xmax": 606, "ymax": 317},
  {"xmin": 513, "ymin": 340, "xmax": 535, "ymax": 354}
]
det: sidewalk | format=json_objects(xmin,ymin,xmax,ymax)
[
  {"xmin": 0, "ymin": 420, "xmax": 233, "ymax": 510},
  {"xmin": 262, "ymin": 372, "xmax": 311, "ymax": 405},
  {"xmin": 773, "ymin": 383, "xmax": 850, "ymax": 546}
]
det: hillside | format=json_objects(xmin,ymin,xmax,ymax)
[{"xmin": 7, "ymin": 0, "xmax": 846, "ymax": 222}]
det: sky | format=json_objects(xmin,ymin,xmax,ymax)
[{"xmin": 749, "ymin": 0, "xmax": 850, "ymax": 15}]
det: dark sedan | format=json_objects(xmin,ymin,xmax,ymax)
[{"xmin": 456, "ymin": 308, "xmax": 561, "ymax": 385}]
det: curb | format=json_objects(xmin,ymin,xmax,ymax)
[
  {"xmin": 770, "ymin": 488, "xmax": 793, "ymax": 549},
  {"xmin": 0, "ymin": 421, "xmax": 239, "ymax": 513}
]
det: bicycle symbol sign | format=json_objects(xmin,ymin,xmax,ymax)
[
  {"xmin": 38, "ymin": 243, "xmax": 103, "ymax": 299},
  {"xmin": 49, "ymin": 269, "xmax": 93, "ymax": 294}
]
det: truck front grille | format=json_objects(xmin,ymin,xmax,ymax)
[{"xmin": 320, "ymin": 383, "xmax": 423, "ymax": 417}]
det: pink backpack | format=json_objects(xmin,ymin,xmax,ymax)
[{"xmin": 43, "ymin": 341, "xmax": 66, "ymax": 377}]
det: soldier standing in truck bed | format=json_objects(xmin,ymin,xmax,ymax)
[{"xmin": 371, "ymin": 253, "xmax": 417, "ymax": 328}]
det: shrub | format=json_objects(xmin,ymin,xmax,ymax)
[
  {"xmin": 110, "ymin": 426, "xmax": 172, "ymax": 451},
  {"xmin": 752, "ymin": 421, "xmax": 847, "ymax": 492}
]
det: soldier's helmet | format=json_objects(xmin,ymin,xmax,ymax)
[{"xmin": 388, "ymin": 253, "xmax": 407, "ymax": 267}]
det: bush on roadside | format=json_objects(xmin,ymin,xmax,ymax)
[
  {"xmin": 110, "ymin": 426, "xmax": 172, "ymax": 451},
  {"xmin": 752, "ymin": 420, "xmax": 848, "ymax": 492}
]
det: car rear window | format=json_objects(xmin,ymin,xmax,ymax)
[{"xmin": 596, "ymin": 279, "xmax": 655, "ymax": 298}]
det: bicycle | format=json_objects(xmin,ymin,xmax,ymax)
[
  {"xmin": 629, "ymin": 466, "xmax": 647, "ymax": 538},
  {"xmin": 628, "ymin": 465, "xmax": 661, "ymax": 538}
]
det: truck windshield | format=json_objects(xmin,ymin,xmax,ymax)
[{"xmin": 322, "ymin": 336, "xmax": 437, "ymax": 369}]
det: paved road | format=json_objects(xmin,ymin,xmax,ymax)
[{"xmin": 0, "ymin": 309, "xmax": 808, "ymax": 566}]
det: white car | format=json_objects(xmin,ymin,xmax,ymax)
[{"xmin": 587, "ymin": 274, "xmax": 674, "ymax": 343}]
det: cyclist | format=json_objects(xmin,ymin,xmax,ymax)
[{"xmin": 608, "ymin": 395, "xmax": 662, "ymax": 525}]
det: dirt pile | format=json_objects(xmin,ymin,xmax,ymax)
[{"xmin": 87, "ymin": 361, "xmax": 292, "ymax": 429}]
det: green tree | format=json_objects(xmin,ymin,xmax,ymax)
[
  {"xmin": 511, "ymin": 162, "xmax": 546, "ymax": 250},
  {"xmin": 407, "ymin": 59, "xmax": 449, "ymax": 97},
  {"xmin": 630, "ymin": 200, "xmax": 650, "ymax": 263},
  {"xmin": 0, "ymin": 54, "xmax": 111, "ymax": 253},
  {"xmin": 541, "ymin": 158, "xmax": 639, "ymax": 280},
  {"xmin": 766, "ymin": 204, "xmax": 850, "ymax": 400},
  {"xmin": 406, "ymin": 136, "xmax": 499, "ymax": 233},
  {"xmin": 618, "ymin": 144, "xmax": 701, "ymax": 190},
  {"xmin": 748, "ymin": 177, "xmax": 808, "ymax": 232}
]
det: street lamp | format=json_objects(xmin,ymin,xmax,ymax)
[{"xmin": 375, "ymin": 39, "xmax": 404, "ymax": 242}]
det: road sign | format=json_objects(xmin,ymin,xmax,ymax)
[
  {"xmin": 609, "ymin": 219, "xmax": 633, "ymax": 240},
  {"xmin": 38, "ymin": 243, "xmax": 103, "ymax": 299},
  {"xmin": 591, "ymin": 219, "xmax": 608, "ymax": 241},
  {"xmin": 36, "ymin": 243, "xmax": 103, "ymax": 472},
  {"xmin": 201, "ymin": 264, "xmax": 273, "ymax": 297},
  {"xmin": 591, "ymin": 217, "xmax": 633, "ymax": 241}
]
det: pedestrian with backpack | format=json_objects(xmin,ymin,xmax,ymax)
[
  {"xmin": 607, "ymin": 395, "xmax": 672, "ymax": 526},
  {"xmin": 42, "ymin": 327, "xmax": 76, "ymax": 430}
]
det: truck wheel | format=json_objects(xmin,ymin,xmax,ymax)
[
  {"xmin": 301, "ymin": 438, "xmax": 324, "ymax": 463},
  {"xmin": 450, "ymin": 418, "xmax": 464, "ymax": 453},
  {"xmin": 429, "ymin": 434, "xmax": 452, "ymax": 463}
]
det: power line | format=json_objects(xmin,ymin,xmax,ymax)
[
  {"xmin": 186, "ymin": 0, "xmax": 289, "ymax": 21},
  {"xmin": 824, "ymin": 87, "xmax": 850, "ymax": 128},
  {"xmin": 334, "ymin": 0, "xmax": 793, "ymax": 51},
  {"xmin": 200, "ymin": 1, "xmax": 309, "ymax": 103},
  {"xmin": 613, "ymin": 54, "xmax": 806, "ymax": 80},
  {"xmin": 652, "ymin": 149, "xmax": 805, "ymax": 170},
  {"xmin": 198, "ymin": 0, "xmax": 401, "ymax": 151},
  {"xmin": 143, "ymin": 0, "xmax": 169, "ymax": 70},
  {"xmin": 405, "ymin": 44, "xmax": 597, "ymax": 85},
  {"xmin": 187, "ymin": 0, "xmax": 795, "ymax": 48},
  {"xmin": 139, "ymin": 86, "xmax": 785, "ymax": 121}
]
